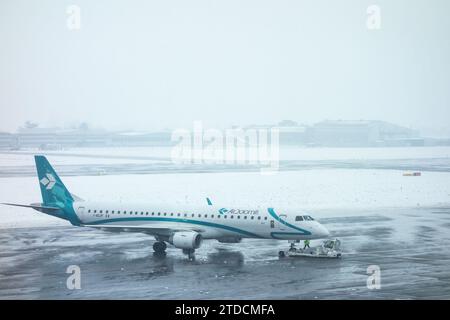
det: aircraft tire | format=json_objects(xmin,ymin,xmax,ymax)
[{"xmin": 153, "ymin": 241, "xmax": 167, "ymax": 253}]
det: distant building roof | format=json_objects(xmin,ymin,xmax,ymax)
[{"xmin": 315, "ymin": 120, "xmax": 374, "ymax": 126}]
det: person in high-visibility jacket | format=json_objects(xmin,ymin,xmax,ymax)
[{"xmin": 303, "ymin": 239, "xmax": 310, "ymax": 249}]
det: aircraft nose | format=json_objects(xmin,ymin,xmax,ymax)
[{"xmin": 316, "ymin": 223, "xmax": 330, "ymax": 238}]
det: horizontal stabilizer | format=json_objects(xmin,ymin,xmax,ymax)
[{"xmin": 1, "ymin": 202, "xmax": 61, "ymax": 214}]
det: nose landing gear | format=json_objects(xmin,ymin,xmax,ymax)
[{"xmin": 289, "ymin": 240, "xmax": 299, "ymax": 252}]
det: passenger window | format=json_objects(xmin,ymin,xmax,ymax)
[
  {"xmin": 230, "ymin": 215, "xmax": 234, "ymax": 219},
  {"xmin": 163, "ymin": 213, "xmax": 167, "ymax": 216},
  {"xmin": 257, "ymin": 216, "xmax": 261, "ymax": 220},
  {"xmin": 251, "ymin": 216, "xmax": 254, "ymax": 220},
  {"xmin": 264, "ymin": 217, "xmax": 267, "ymax": 220},
  {"xmin": 192, "ymin": 214, "xmax": 195, "ymax": 217},
  {"xmin": 211, "ymin": 215, "xmax": 214, "ymax": 218},
  {"xmin": 100, "ymin": 210, "xmax": 103, "ymax": 213},
  {"xmin": 224, "ymin": 215, "xmax": 227, "ymax": 219},
  {"xmin": 94, "ymin": 210, "xmax": 96, "ymax": 213},
  {"xmin": 237, "ymin": 215, "xmax": 240, "ymax": 219},
  {"xmin": 244, "ymin": 216, "xmax": 247, "ymax": 219},
  {"xmin": 88, "ymin": 209, "xmax": 91, "ymax": 213}
]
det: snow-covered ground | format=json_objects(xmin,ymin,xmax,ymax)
[
  {"xmin": 0, "ymin": 152, "xmax": 163, "ymax": 167},
  {"xmin": 3, "ymin": 146, "xmax": 450, "ymax": 164},
  {"xmin": 1, "ymin": 146, "xmax": 449, "ymax": 228},
  {"xmin": 1, "ymin": 169, "xmax": 449, "ymax": 228},
  {"xmin": 280, "ymin": 146, "xmax": 450, "ymax": 161}
]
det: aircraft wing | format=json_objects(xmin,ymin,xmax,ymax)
[{"xmin": 82, "ymin": 223, "xmax": 205, "ymax": 236}]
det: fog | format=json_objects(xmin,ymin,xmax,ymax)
[{"xmin": 1, "ymin": 0, "xmax": 449, "ymax": 136}]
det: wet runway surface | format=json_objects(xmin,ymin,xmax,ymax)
[{"xmin": 1, "ymin": 206, "xmax": 450, "ymax": 299}]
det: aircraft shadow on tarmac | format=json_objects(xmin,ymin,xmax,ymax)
[{"xmin": 151, "ymin": 248, "xmax": 245, "ymax": 268}]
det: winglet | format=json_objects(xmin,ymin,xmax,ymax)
[{"xmin": 206, "ymin": 197, "xmax": 213, "ymax": 206}]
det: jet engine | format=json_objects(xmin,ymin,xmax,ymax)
[{"xmin": 169, "ymin": 231, "xmax": 202, "ymax": 249}]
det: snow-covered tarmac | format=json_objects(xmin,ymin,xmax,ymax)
[{"xmin": 0, "ymin": 147, "xmax": 449, "ymax": 299}]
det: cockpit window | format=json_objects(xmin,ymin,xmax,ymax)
[
  {"xmin": 303, "ymin": 215, "xmax": 314, "ymax": 221},
  {"xmin": 295, "ymin": 216, "xmax": 303, "ymax": 221}
]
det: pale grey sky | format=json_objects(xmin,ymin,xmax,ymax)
[{"xmin": 1, "ymin": 0, "xmax": 449, "ymax": 136}]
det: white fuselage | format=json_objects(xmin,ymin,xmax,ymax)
[{"xmin": 73, "ymin": 201, "xmax": 330, "ymax": 240}]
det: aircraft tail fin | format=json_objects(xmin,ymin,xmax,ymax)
[
  {"xmin": 35, "ymin": 155, "xmax": 74, "ymax": 207},
  {"xmin": 1, "ymin": 156, "xmax": 82, "ymax": 226},
  {"xmin": 34, "ymin": 155, "xmax": 82, "ymax": 225}
]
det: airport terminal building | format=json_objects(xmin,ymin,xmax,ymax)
[{"xmin": 0, "ymin": 120, "xmax": 447, "ymax": 150}]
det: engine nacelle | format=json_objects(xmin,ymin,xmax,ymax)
[{"xmin": 170, "ymin": 231, "xmax": 202, "ymax": 249}]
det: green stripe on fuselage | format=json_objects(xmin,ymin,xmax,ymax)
[
  {"xmin": 267, "ymin": 208, "xmax": 311, "ymax": 236},
  {"xmin": 84, "ymin": 216, "xmax": 263, "ymax": 238}
]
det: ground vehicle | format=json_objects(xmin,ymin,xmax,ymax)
[{"xmin": 279, "ymin": 239, "xmax": 342, "ymax": 259}]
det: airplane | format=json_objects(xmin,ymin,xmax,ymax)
[{"xmin": 2, "ymin": 155, "xmax": 330, "ymax": 260}]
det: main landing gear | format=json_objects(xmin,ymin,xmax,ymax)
[
  {"xmin": 153, "ymin": 241, "xmax": 167, "ymax": 257},
  {"xmin": 182, "ymin": 248, "xmax": 196, "ymax": 261},
  {"xmin": 152, "ymin": 239, "xmax": 197, "ymax": 261}
]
